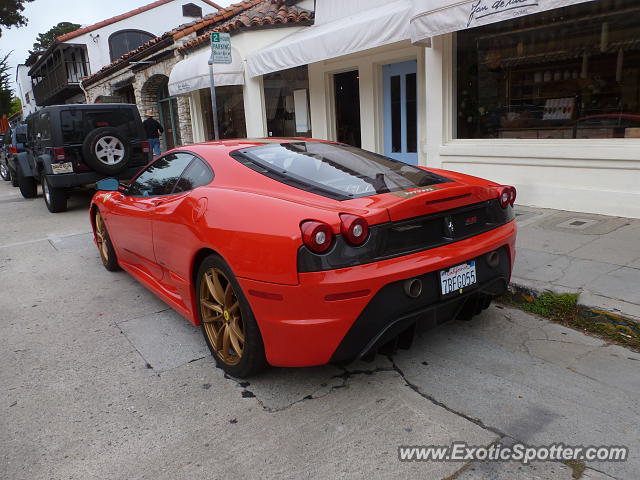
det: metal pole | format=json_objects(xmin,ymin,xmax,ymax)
[{"xmin": 208, "ymin": 56, "xmax": 220, "ymax": 141}]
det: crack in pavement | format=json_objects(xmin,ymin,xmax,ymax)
[
  {"xmin": 220, "ymin": 365, "xmax": 395, "ymax": 413},
  {"xmin": 386, "ymin": 355, "xmax": 508, "ymax": 439}
]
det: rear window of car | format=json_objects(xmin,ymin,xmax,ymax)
[
  {"xmin": 60, "ymin": 108, "xmax": 138, "ymax": 144},
  {"xmin": 231, "ymin": 142, "xmax": 450, "ymax": 200}
]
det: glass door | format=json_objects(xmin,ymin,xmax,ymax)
[
  {"xmin": 158, "ymin": 82, "xmax": 181, "ymax": 151},
  {"xmin": 383, "ymin": 60, "xmax": 418, "ymax": 164}
]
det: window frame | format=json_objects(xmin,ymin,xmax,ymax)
[
  {"xmin": 108, "ymin": 29, "xmax": 155, "ymax": 63},
  {"xmin": 125, "ymin": 150, "xmax": 214, "ymax": 197}
]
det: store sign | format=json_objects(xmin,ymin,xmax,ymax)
[
  {"xmin": 467, "ymin": 0, "xmax": 539, "ymax": 27},
  {"xmin": 409, "ymin": 0, "xmax": 597, "ymax": 44},
  {"xmin": 210, "ymin": 32, "xmax": 232, "ymax": 64}
]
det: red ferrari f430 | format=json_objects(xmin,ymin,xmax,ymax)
[{"xmin": 91, "ymin": 139, "xmax": 517, "ymax": 377}]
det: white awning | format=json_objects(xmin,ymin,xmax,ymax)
[
  {"xmin": 409, "ymin": 0, "xmax": 597, "ymax": 44},
  {"xmin": 168, "ymin": 47, "xmax": 244, "ymax": 96},
  {"xmin": 246, "ymin": 0, "xmax": 412, "ymax": 78}
]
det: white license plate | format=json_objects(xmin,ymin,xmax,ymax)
[
  {"xmin": 439, "ymin": 261, "xmax": 477, "ymax": 296},
  {"xmin": 51, "ymin": 162, "xmax": 73, "ymax": 174}
]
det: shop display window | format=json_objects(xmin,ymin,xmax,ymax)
[{"xmin": 456, "ymin": 0, "xmax": 640, "ymax": 139}]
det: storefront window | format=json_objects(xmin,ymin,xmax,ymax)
[
  {"xmin": 263, "ymin": 66, "xmax": 311, "ymax": 137},
  {"xmin": 200, "ymin": 86, "xmax": 247, "ymax": 140},
  {"xmin": 456, "ymin": 0, "xmax": 640, "ymax": 139}
]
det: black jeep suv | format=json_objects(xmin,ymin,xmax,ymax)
[{"xmin": 16, "ymin": 104, "xmax": 151, "ymax": 212}]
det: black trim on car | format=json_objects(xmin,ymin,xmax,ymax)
[
  {"xmin": 329, "ymin": 247, "xmax": 511, "ymax": 364},
  {"xmin": 297, "ymin": 199, "xmax": 515, "ymax": 272}
]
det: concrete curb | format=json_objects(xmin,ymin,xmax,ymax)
[{"xmin": 507, "ymin": 282, "xmax": 640, "ymax": 337}]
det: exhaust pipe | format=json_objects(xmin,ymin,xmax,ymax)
[
  {"xmin": 404, "ymin": 278, "xmax": 423, "ymax": 298},
  {"xmin": 486, "ymin": 250, "xmax": 500, "ymax": 268}
]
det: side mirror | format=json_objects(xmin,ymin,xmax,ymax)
[{"xmin": 96, "ymin": 178, "xmax": 120, "ymax": 191}]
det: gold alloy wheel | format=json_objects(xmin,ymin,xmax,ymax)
[
  {"xmin": 94, "ymin": 212, "xmax": 109, "ymax": 264},
  {"xmin": 200, "ymin": 268, "xmax": 245, "ymax": 365}
]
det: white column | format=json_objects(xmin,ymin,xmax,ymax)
[
  {"xmin": 358, "ymin": 61, "xmax": 378, "ymax": 152},
  {"xmin": 424, "ymin": 34, "xmax": 450, "ymax": 169},
  {"xmin": 308, "ymin": 62, "xmax": 329, "ymax": 140},
  {"xmin": 243, "ymin": 72, "xmax": 267, "ymax": 138},
  {"xmin": 189, "ymin": 91, "xmax": 206, "ymax": 143}
]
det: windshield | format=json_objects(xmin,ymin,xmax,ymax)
[{"xmin": 232, "ymin": 142, "xmax": 450, "ymax": 200}]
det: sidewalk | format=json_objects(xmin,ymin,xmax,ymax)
[{"xmin": 512, "ymin": 205, "xmax": 640, "ymax": 325}]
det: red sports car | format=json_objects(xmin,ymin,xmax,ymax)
[{"xmin": 91, "ymin": 139, "xmax": 517, "ymax": 377}]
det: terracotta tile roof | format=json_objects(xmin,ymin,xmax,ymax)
[
  {"xmin": 177, "ymin": 0, "xmax": 314, "ymax": 53},
  {"xmin": 56, "ymin": 0, "xmax": 223, "ymax": 42},
  {"xmin": 82, "ymin": 0, "xmax": 312, "ymax": 87}
]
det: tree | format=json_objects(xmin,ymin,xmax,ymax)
[
  {"xmin": 0, "ymin": 0, "xmax": 35, "ymax": 37},
  {"xmin": 9, "ymin": 96, "xmax": 21, "ymax": 117},
  {"xmin": 0, "ymin": 51, "xmax": 14, "ymax": 116},
  {"xmin": 25, "ymin": 21, "xmax": 81, "ymax": 66},
  {"xmin": 31, "ymin": 22, "xmax": 81, "ymax": 54}
]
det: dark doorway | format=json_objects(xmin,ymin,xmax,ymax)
[{"xmin": 334, "ymin": 70, "xmax": 361, "ymax": 148}]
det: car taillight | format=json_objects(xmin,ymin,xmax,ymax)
[
  {"xmin": 9, "ymin": 146, "xmax": 17, "ymax": 154},
  {"xmin": 141, "ymin": 141, "xmax": 150, "ymax": 154},
  {"xmin": 53, "ymin": 147, "xmax": 66, "ymax": 162},
  {"xmin": 300, "ymin": 220, "xmax": 333, "ymax": 253},
  {"xmin": 340, "ymin": 213, "xmax": 369, "ymax": 246},
  {"xmin": 493, "ymin": 186, "xmax": 517, "ymax": 208}
]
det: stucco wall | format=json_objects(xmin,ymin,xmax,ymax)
[{"xmin": 70, "ymin": 0, "xmax": 219, "ymax": 75}]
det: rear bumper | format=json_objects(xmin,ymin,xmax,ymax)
[
  {"xmin": 237, "ymin": 220, "xmax": 517, "ymax": 367},
  {"xmin": 45, "ymin": 166, "xmax": 144, "ymax": 188}
]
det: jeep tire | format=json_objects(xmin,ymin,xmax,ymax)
[
  {"xmin": 42, "ymin": 175, "xmax": 68, "ymax": 213},
  {"xmin": 82, "ymin": 127, "xmax": 131, "ymax": 175},
  {"xmin": 17, "ymin": 166, "xmax": 37, "ymax": 198}
]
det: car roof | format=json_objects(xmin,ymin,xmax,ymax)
[{"xmin": 185, "ymin": 138, "xmax": 328, "ymax": 153}]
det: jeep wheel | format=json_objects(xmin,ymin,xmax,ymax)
[
  {"xmin": 42, "ymin": 176, "xmax": 68, "ymax": 213},
  {"xmin": 0, "ymin": 161, "xmax": 10, "ymax": 181},
  {"xmin": 10, "ymin": 168, "xmax": 18, "ymax": 187},
  {"xmin": 17, "ymin": 167, "xmax": 37, "ymax": 198},
  {"xmin": 82, "ymin": 127, "xmax": 131, "ymax": 175}
]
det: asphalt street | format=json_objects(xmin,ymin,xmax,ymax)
[{"xmin": 1, "ymin": 183, "xmax": 638, "ymax": 480}]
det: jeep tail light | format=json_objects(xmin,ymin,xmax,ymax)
[
  {"xmin": 9, "ymin": 146, "xmax": 17, "ymax": 154},
  {"xmin": 53, "ymin": 147, "xmax": 66, "ymax": 162},
  {"xmin": 141, "ymin": 141, "xmax": 150, "ymax": 154},
  {"xmin": 340, "ymin": 213, "xmax": 369, "ymax": 246},
  {"xmin": 493, "ymin": 186, "xmax": 516, "ymax": 208},
  {"xmin": 301, "ymin": 220, "xmax": 333, "ymax": 253}
]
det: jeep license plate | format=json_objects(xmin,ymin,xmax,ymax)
[
  {"xmin": 439, "ymin": 261, "xmax": 477, "ymax": 296},
  {"xmin": 52, "ymin": 162, "xmax": 73, "ymax": 174}
]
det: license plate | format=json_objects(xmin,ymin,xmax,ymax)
[
  {"xmin": 51, "ymin": 162, "xmax": 73, "ymax": 174},
  {"xmin": 439, "ymin": 261, "xmax": 477, "ymax": 296}
]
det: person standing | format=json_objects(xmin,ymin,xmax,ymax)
[{"xmin": 142, "ymin": 111, "xmax": 164, "ymax": 157}]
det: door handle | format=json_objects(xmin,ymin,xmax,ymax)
[{"xmin": 152, "ymin": 200, "xmax": 164, "ymax": 207}]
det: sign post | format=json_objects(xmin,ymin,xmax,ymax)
[{"xmin": 209, "ymin": 32, "xmax": 232, "ymax": 141}]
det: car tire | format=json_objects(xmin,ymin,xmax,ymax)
[
  {"xmin": 10, "ymin": 168, "xmax": 18, "ymax": 187},
  {"xmin": 196, "ymin": 254, "xmax": 267, "ymax": 378},
  {"xmin": 0, "ymin": 161, "xmax": 10, "ymax": 181},
  {"xmin": 94, "ymin": 210, "xmax": 121, "ymax": 272},
  {"xmin": 82, "ymin": 127, "xmax": 131, "ymax": 175},
  {"xmin": 17, "ymin": 167, "xmax": 37, "ymax": 198},
  {"xmin": 42, "ymin": 176, "xmax": 68, "ymax": 213}
]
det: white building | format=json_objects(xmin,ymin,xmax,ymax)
[
  {"xmin": 15, "ymin": 65, "xmax": 37, "ymax": 116},
  {"xmin": 246, "ymin": 0, "xmax": 640, "ymax": 219},
  {"xmin": 24, "ymin": 0, "xmax": 221, "ymax": 108}
]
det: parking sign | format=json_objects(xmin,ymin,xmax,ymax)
[{"xmin": 210, "ymin": 32, "xmax": 232, "ymax": 64}]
